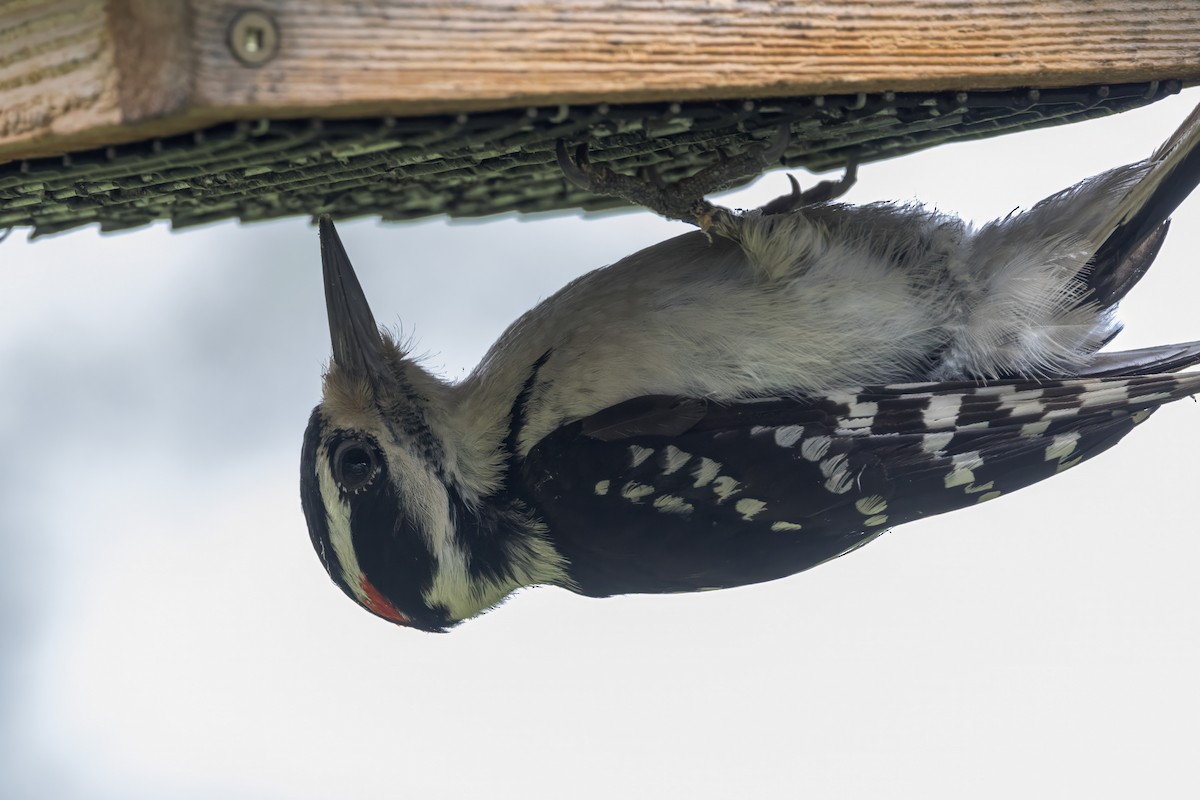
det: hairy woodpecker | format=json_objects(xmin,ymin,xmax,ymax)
[{"xmin": 301, "ymin": 105, "xmax": 1200, "ymax": 632}]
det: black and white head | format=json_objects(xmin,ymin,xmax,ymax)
[{"xmin": 299, "ymin": 218, "xmax": 532, "ymax": 632}]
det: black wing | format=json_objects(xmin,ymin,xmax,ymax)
[{"xmin": 519, "ymin": 372, "xmax": 1200, "ymax": 597}]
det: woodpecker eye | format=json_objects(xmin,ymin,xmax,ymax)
[{"xmin": 333, "ymin": 439, "xmax": 380, "ymax": 493}]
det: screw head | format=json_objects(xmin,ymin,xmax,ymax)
[{"xmin": 228, "ymin": 10, "xmax": 279, "ymax": 67}]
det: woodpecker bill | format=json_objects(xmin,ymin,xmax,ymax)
[{"xmin": 301, "ymin": 105, "xmax": 1200, "ymax": 632}]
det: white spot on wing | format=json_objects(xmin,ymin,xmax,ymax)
[
  {"xmin": 1055, "ymin": 456, "xmax": 1083, "ymax": 473},
  {"xmin": 863, "ymin": 514, "xmax": 889, "ymax": 527},
  {"xmin": 854, "ymin": 495, "xmax": 887, "ymax": 515},
  {"xmin": 800, "ymin": 435, "xmax": 832, "ymax": 461},
  {"xmin": 838, "ymin": 399, "xmax": 879, "ymax": 430},
  {"xmin": 1081, "ymin": 382, "xmax": 1127, "ymax": 407},
  {"xmin": 594, "ymin": 480, "xmax": 610, "ymax": 496},
  {"xmin": 771, "ymin": 521, "xmax": 803, "ymax": 531},
  {"xmin": 621, "ymin": 482, "xmax": 654, "ymax": 502},
  {"xmin": 735, "ymin": 498, "xmax": 767, "ymax": 520},
  {"xmin": 923, "ymin": 394, "xmax": 962, "ymax": 429},
  {"xmin": 825, "ymin": 470, "xmax": 854, "ymax": 495},
  {"xmin": 819, "ymin": 453, "xmax": 848, "ymax": 479},
  {"xmin": 660, "ymin": 445, "xmax": 692, "ymax": 475},
  {"xmin": 820, "ymin": 453, "xmax": 854, "ymax": 494},
  {"xmin": 1044, "ymin": 431, "xmax": 1080, "ymax": 462},
  {"xmin": 1009, "ymin": 401, "xmax": 1049, "ymax": 419},
  {"xmin": 628, "ymin": 445, "xmax": 655, "ymax": 468},
  {"xmin": 774, "ymin": 425, "xmax": 805, "ymax": 447},
  {"xmin": 921, "ymin": 432, "xmax": 953, "ymax": 453},
  {"xmin": 653, "ymin": 494, "xmax": 694, "ymax": 515},
  {"xmin": 998, "ymin": 388, "xmax": 1043, "ymax": 410},
  {"xmin": 1020, "ymin": 419, "xmax": 1051, "ymax": 437},
  {"xmin": 692, "ymin": 457, "xmax": 722, "ymax": 487},
  {"xmin": 944, "ymin": 451, "xmax": 983, "ymax": 488},
  {"xmin": 712, "ymin": 476, "xmax": 741, "ymax": 503}
]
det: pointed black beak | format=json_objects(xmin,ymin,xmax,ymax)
[{"xmin": 319, "ymin": 215, "xmax": 391, "ymax": 382}]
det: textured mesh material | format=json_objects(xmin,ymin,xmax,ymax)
[{"xmin": 0, "ymin": 81, "xmax": 1180, "ymax": 237}]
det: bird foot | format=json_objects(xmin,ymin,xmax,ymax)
[
  {"xmin": 556, "ymin": 126, "xmax": 792, "ymax": 233},
  {"xmin": 756, "ymin": 160, "xmax": 858, "ymax": 215}
]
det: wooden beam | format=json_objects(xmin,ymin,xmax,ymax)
[{"xmin": 2, "ymin": 0, "xmax": 1199, "ymax": 163}]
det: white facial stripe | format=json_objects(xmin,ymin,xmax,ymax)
[
  {"xmin": 382, "ymin": 443, "xmax": 475, "ymax": 618},
  {"xmin": 315, "ymin": 447, "xmax": 388, "ymax": 615},
  {"xmin": 315, "ymin": 425, "xmax": 573, "ymax": 625},
  {"xmin": 388, "ymin": 439, "xmax": 571, "ymax": 620}
]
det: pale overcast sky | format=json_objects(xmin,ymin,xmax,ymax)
[{"xmin": 2, "ymin": 89, "xmax": 1198, "ymax": 799}]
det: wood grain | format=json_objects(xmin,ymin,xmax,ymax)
[
  {"xmin": 0, "ymin": 0, "xmax": 120, "ymax": 146},
  {"xmin": 189, "ymin": 0, "xmax": 1200, "ymax": 111},
  {"xmin": 2, "ymin": 0, "xmax": 1200, "ymax": 162}
]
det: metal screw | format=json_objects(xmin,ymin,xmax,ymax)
[{"xmin": 228, "ymin": 10, "xmax": 279, "ymax": 66}]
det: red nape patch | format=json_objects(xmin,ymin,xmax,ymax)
[{"xmin": 358, "ymin": 577, "xmax": 412, "ymax": 626}]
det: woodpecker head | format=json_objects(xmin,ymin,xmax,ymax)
[
  {"xmin": 297, "ymin": 217, "xmax": 451, "ymax": 631},
  {"xmin": 300, "ymin": 217, "xmax": 571, "ymax": 631}
]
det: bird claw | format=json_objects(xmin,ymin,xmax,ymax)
[
  {"xmin": 556, "ymin": 140, "xmax": 596, "ymax": 191},
  {"xmin": 757, "ymin": 160, "xmax": 858, "ymax": 216},
  {"xmin": 555, "ymin": 125, "xmax": 794, "ymax": 231}
]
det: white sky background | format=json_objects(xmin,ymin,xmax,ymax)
[{"xmin": 2, "ymin": 89, "xmax": 1199, "ymax": 799}]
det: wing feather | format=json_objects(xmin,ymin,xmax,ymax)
[{"xmin": 519, "ymin": 372, "xmax": 1200, "ymax": 597}]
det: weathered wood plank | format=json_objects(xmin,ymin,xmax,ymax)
[
  {"xmin": 2, "ymin": 0, "xmax": 1199, "ymax": 162},
  {"xmin": 0, "ymin": 0, "xmax": 120, "ymax": 146},
  {"xmin": 191, "ymin": 0, "xmax": 1200, "ymax": 112}
]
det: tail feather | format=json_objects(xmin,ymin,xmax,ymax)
[
  {"xmin": 1086, "ymin": 104, "xmax": 1200, "ymax": 303},
  {"xmin": 1087, "ymin": 220, "xmax": 1169, "ymax": 309},
  {"xmin": 944, "ymin": 103, "xmax": 1200, "ymax": 383},
  {"xmin": 1080, "ymin": 340, "xmax": 1200, "ymax": 377}
]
